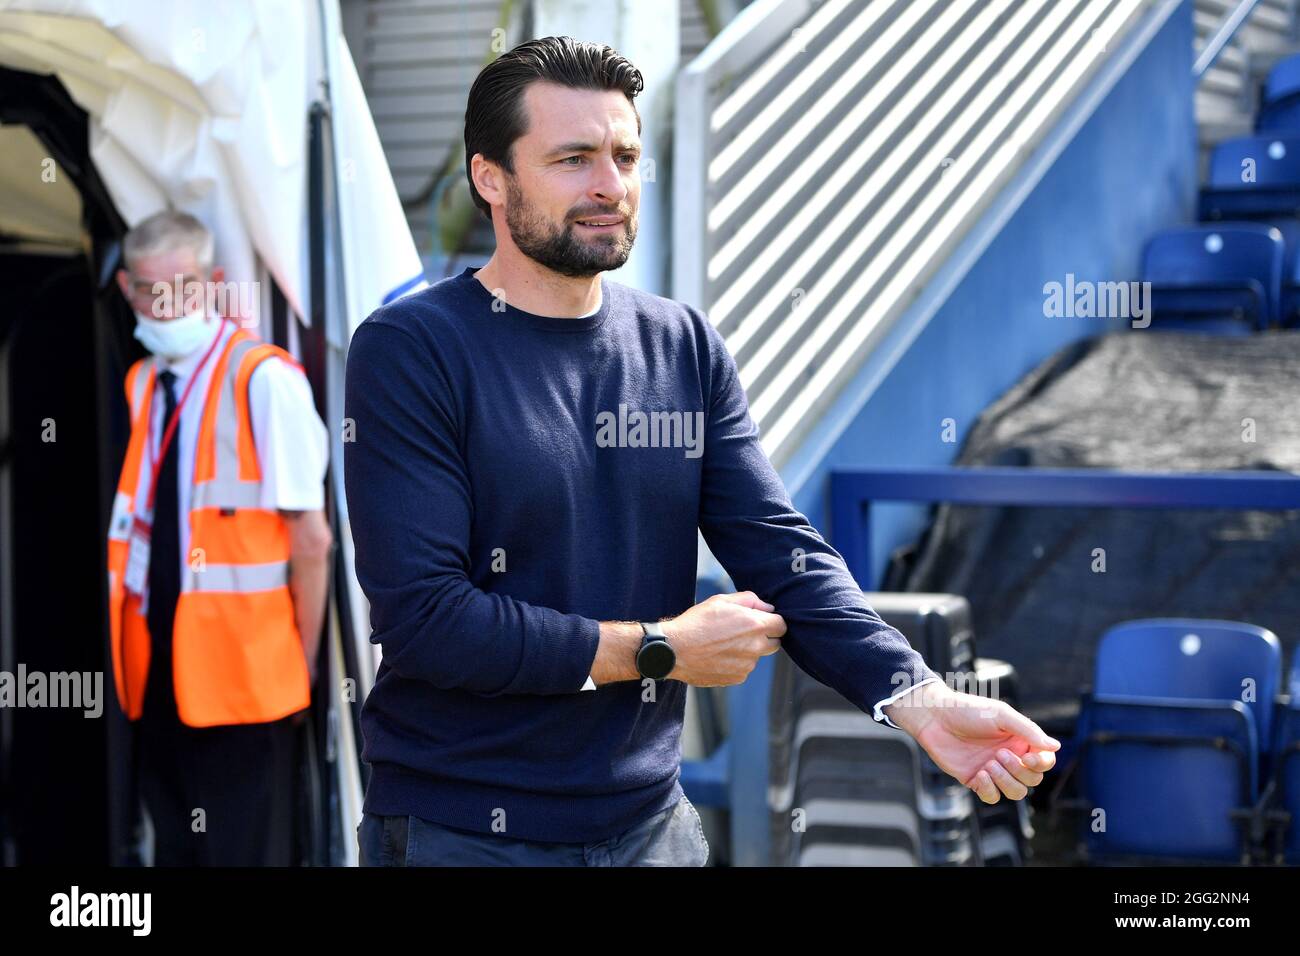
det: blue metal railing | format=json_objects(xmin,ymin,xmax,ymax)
[{"xmin": 830, "ymin": 465, "xmax": 1300, "ymax": 587}]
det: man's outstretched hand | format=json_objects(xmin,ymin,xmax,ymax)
[{"xmin": 883, "ymin": 681, "xmax": 1061, "ymax": 804}]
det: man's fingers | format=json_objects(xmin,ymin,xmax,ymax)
[
  {"xmin": 1022, "ymin": 749, "xmax": 1057, "ymax": 773},
  {"xmin": 996, "ymin": 748, "xmax": 1044, "ymax": 788},
  {"xmin": 717, "ymin": 590, "xmax": 775, "ymax": 612},
  {"xmin": 758, "ymin": 637, "xmax": 783, "ymax": 656},
  {"xmin": 985, "ymin": 755, "xmax": 1031, "ymax": 799},
  {"xmin": 968, "ymin": 769, "xmax": 999, "ymax": 804},
  {"xmin": 751, "ymin": 609, "xmax": 787, "ymax": 638}
]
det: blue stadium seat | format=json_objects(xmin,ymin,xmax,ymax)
[
  {"xmin": 1262, "ymin": 654, "xmax": 1300, "ymax": 863},
  {"xmin": 1256, "ymin": 53, "xmax": 1300, "ymax": 131},
  {"xmin": 1094, "ymin": 619, "xmax": 1281, "ymax": 747},
  {"xmin": 1074, "ymin": 619, "xmax": 1282, "ymax": 863},
  {"xmin": 1204, "ymin": 134, "xmax": 1300, "ymax": 187},
  {"xmin": 1265, "ymin": 697, "xmax": 1300, "ymax": 863},
  {"xmin": 1141, "ymin": 223, "xmax": 1284, "ymax": 331},
  {"xmin": 1078, "ymin": 695, "xmax": 1257, "ymax": 862},
  {"xmin": 1198, "ymin": 136, "xmax": 1300, "ymax": 325}
]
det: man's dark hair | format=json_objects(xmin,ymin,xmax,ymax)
[{"xmin": 464, "ymin": 35, "xmax": 644, "ymax": 222}]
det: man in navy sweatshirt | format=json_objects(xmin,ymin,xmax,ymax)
[{"xmin": 344, "ymin": 36, "xmax": 1059, "ymax": 867}]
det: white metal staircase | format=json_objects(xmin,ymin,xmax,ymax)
[
  {"xmin": 1195, "ymin": 0, "xmax": 1300, "ymax": 169},
  {"xmin": 674, "ymin": 0, "xmax": 1153, "ymax": 474}
]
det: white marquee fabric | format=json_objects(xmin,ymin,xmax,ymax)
[{"xmin": 0, "ymin": 0, "xmax": 427, "ymax": 330}]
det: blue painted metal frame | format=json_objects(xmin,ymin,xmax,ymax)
[{"xmin": 830, "ymin": 466, "xmax": 1300, "ymax": 588}]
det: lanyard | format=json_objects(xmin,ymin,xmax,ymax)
[{"xmin": 140, "ymin": 319, "xmax": 230, "ymax": 517}]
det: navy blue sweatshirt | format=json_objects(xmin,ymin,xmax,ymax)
[{"xmin": 342, "ymin": 266, "xmax": 941, "ymax": 842}]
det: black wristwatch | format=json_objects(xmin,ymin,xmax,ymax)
[{"xmin": 636, "ymin": 620, "xmax": 677, "ymax": 681}]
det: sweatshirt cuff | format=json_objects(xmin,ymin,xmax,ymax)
[
  {"xmin": 504, "ymin": 612, "xmax": 602, "ymax": 695},
  {"xmin": 872, "ymin": 676, "xmax": 943, "ymax": 730}
]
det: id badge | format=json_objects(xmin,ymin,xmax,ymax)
[{"xmin": 124, "ymin": 515, "xmax": 152, "ymax": 597}]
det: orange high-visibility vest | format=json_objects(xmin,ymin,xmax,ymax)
[{"xmin": 107, "ymin": 325, "xmax": 312, "ymax": 727}]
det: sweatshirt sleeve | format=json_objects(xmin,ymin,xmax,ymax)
[
  {"xmin": 343, "ymin": 318, "xmax": 601, "ymax": 696},
  {"xmin": 694, "ymin": 313, "xmax": 942, "ymax": 727}
]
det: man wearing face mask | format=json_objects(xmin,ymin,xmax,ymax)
[{"xmin": 107, "ymin": 210, "xmax": 333, "ymax": 866}]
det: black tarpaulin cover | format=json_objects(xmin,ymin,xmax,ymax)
[{"xmin": 898, "ymin": 331, "xmax": 1300, "ymax": 730}]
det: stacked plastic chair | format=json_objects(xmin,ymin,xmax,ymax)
[
  {"xmin": 768, "ymin": 593, "xmax": 1028, "ymax": 866},
  {"xmin": 1072, "ymin": 619, "xmax": 1282, "ymax": 864}
]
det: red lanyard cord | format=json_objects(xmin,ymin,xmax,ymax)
[{"xmin": 142, "ymin": 318, "xmax": 231, "ymax": 515}]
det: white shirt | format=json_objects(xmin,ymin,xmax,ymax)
[
  {"xmin": 131, "ymin": 319, "xmax": 329, "ymax": 582},
  {"xmin": 873, "ymin": 677, "xmax": 942, "ymax": 730}
]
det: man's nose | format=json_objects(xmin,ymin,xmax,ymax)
[{"xmin": 590, "ymin": 157, "xmax": 629, "ymax": 203}]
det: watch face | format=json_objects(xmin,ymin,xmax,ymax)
[{"xmin": 638, "ymin": 640, "xmax": 676, "ymax": 680}]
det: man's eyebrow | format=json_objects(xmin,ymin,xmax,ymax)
[{"xmin": 545, "ymin": 141, "xmax": 642, "ymax": 157}]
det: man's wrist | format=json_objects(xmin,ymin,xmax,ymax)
[
  {"xmin": 656, "ymin": 617, "xmax": 682, "ymax": 680},
  {"xmin": 591, "ymin": 621, "xmax": 643, "ymax": 684},
  {"xmin": 881, "ymin": 679, "xmax": 951, "ymax": 735}
]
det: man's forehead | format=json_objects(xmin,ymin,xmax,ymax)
[
  {"xmin": 127, "ymin": 247, "xmax": 203, "ymax": 276},
  {"xmin": 520, "ymin": 83, "xmax": 639, "ymax": 150}
]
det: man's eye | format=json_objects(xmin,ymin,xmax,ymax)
[{"xmin": 561, "ymin": 156, "xmax": 583, "ymax": 165}]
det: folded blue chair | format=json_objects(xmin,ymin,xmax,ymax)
[
  {"xmin": 1141, "ymin": 224, "xmax": 1283, "ymax": 332},
  {"xmin": 1079, "ymin": 695, "xmax": 1257, "ymax": 862},
  {"xmin": 1256, "ymin": 53, "xmax": 1300, "ymax": 131},
  {"xmin": 1199, "ymin": 135, "xmax": 1300, "ymax": 325},
  {"xmin": 1075, "ymin": 619, "xmax": 1282, "ymax": 863}
]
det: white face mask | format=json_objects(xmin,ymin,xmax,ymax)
[{"xmin": 133, "ymin": 309, "xmax": 217, "ymax": 361}]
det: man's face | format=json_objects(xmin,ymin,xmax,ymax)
[
  {"xmin": 493, "ymin": 82, "xmax": 640, "ymax": 278},
  {"xmin": 115, "ymin": 247, "xmax": 208, "ymax": 319}
]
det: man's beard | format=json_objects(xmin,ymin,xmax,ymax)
[{"xmin": 503, "ymin": 174, "xmax": 636, "ymax": 278}]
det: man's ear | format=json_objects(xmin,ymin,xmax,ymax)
[
  {"xmin": 471, "ymin": 153, "xmax": 502, "ymax": 208},
  {"xmin": 115, "ymin": 268, "xmax": 130, "ymax": 300}
]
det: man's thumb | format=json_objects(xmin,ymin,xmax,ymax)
[{"xmin": 715, "ymin": 590, "xmax": 775, "ymax": 612}]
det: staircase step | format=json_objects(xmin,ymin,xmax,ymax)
[{"xmin": 1195, "ymin": 0, "xmax": 1300, "ymax": 156}]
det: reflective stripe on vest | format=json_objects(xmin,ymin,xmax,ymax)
[
  {"xmin": 108, "ymin": 358, "xmax": 158, "ymax": 541},
  {"xmin": 186, "ymin": 560, "xmax": 291, "ymax": 593}
]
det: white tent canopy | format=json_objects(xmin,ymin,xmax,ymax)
[
  {"xmin": 0, "ymin": 0, "xmax": 426, "ymax": 331},
  {"xmin": 0, "ymin": 0, "xmax": 428, "ymax": 865}
]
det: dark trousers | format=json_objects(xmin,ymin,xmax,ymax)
[
  {"xmin": 135, "ymin": 622, "xmax": 300, "ymax": 866},
  {"xmin": 357, "ymin": 795, "xmax": 710, "ymax": 866}
]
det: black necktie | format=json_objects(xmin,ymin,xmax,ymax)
[{"xmin": 144, "ymin": 369, "xmax": 180, "ymax": 722}]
